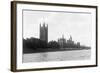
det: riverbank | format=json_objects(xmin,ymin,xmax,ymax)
[{"xmin": 23, "ymin": 47, "xmax": 90, "ymax": 54}]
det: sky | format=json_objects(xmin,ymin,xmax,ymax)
[{"xmin": 23, "ymin": 10, "xmax": 92, "ymax": 46}]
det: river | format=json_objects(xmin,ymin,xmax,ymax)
[{"xmin": 22, "ymin": 49, "xmax": 91, "ymax": 63}]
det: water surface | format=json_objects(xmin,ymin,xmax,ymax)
[{"xmin": 23, "ymin": 49, "xmax": 91, "ymax": 63}]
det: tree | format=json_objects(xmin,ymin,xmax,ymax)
[
  {"xmin": 23, "ymin": 38, "xmax": 48, "ymax": 50},
  {"xmin": 48, "ymin": 41, "xmax": 60, "ymax": 49}
]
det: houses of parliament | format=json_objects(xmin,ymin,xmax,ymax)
[{"xmin": 39, "ymin": 22, "xmax": 80, "ymax": 48}]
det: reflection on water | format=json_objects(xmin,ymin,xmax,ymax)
[{"xmin": 22, "ymin": 49, "xmax": 91, "ymax": 63}]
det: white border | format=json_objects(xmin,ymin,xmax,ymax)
[{"xmin": 16, "ymin": 3, "xmax": 96, "ymax": 69}]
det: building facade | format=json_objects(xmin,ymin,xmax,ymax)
[
  {"xmin": 66, "ymin": 35, "xmax": 74, "ymax": 44},
  {"xmin": 58, "ymin": 35, "xmax": 66, "ymax": 48},
  {"xmin": 40, "ymin": 22, "xmax": 48, "ymax": 43}
]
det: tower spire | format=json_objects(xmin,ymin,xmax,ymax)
[
  {"xmin": 40, "ymin": 21, "xmax": 48, "ymax": 43},
  {"xmin": 70, "ymin": 35, "xmax": 72, "ymax": 41}
]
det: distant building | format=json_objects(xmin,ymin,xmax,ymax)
[
  {"xmin": 77, "ymin": 42, "xmax": 80, "ymax": 47},
  {"xmin": 58, "ymin": 35, "xmax": 66, "ymax": 48},
  {"xmin": 58, "ymin": 35, "xmax": 79, "ymax": 48},
  {"xmin": 66, "ymin": 35, "xmax": 74, "ymax": 44},
  {"xmin": 40, "ymin": 22, "xmax": 48, "ymax": 43}
]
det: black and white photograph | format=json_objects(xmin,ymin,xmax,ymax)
[
  {"xmin": 11, "ymin": 1, "xmax": 97, "ymax": 71},
  {"xmin": 23, "ymin": 10, "xmax": 92, "ymax": 63}
]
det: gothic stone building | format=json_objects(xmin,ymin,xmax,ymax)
[{"xmin": 40, "ymin": 22, "xmax": 48, "ymax": 43}]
